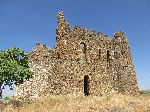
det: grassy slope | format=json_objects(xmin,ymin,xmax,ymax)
[{"xmin": 1, "ymin": 92, "xmax": 150, "ymax": 112}]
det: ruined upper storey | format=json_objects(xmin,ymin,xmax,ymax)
[
  {"xmin": 32, "ymin": 12, "xmax": 131, "ymax": 67},
  {"xmin": 56, "ymin": 12, "xmax": 127, "ymax": 44},
  {"xmin": 55, "ymin": 12, "xmax": 129, "ymax": 62}
]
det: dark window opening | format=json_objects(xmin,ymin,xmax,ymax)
[
  {"xmin": 122, "ymin": 51, "xmax": 125, "ymax": 55},
  {"xmin": 84, "ymin": 75, "xmax": 89, "ymax": 96},
  {"xmin": 99, "ymin": 49, "xmax": 101, "ymax": 59},
  {"xmin": 58, "ymin": 54, "xmax": 60, "ymax": 59},
  {"xmin": 107, "ymin": 50, "xmax": 110, "ymax": 67},
  {"xmin": 107, "ymin": 50, "xmax": 110, "ymax": 62},
  {"xmin": 80, "ymin": 42, "xmax": 86, "ymax": 54}
]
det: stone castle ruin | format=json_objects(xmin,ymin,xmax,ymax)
[{"xmin": 15, "ymin": 12, "xmax": 139, "ymax": 100}]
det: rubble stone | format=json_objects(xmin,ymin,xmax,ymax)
[{"xmin": 14, "ymin": 12, "xmax": 139, "ymax": 100}]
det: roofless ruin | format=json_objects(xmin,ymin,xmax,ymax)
[{"xmin": 15, "ymin": 12, "xmax": 139, "ymax": 100}]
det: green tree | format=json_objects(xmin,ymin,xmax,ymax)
[{"xmin": 0, "ymin": 48, "xmax": 32, "ymax": 98}]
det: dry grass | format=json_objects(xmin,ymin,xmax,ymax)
[{"xmin": 1, "ymin": 93, "xmax": 150, "ymax": 112}]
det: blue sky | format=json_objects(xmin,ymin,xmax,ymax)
[{"xmin": 0, "ymin": 0, "xmax": 150, "ymax": 97}]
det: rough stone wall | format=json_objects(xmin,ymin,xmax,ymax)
[
  {"xmin": 14, "ymin": 12, "xmax": 139, "ymax": 100},
  {"xmin": 15, "ymin": 44, "xmax": 54, "ymax": 100}
]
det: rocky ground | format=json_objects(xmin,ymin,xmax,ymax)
[{"xmin": 1, "ymin": 91, "xmax": 150, "ymax": 112}]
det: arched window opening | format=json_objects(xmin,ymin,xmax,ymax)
[
  {"xmin": 80, "ymin": 42, "xmax": 86, "ymax": 54},
  {"xmin": 84, "ymin": 75, "xmax": 89, "ymax": 96}
]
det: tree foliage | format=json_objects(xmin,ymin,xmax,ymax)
[{"xmin": 0, "ymin": 48, "xmax": 32, "ymax": 90}]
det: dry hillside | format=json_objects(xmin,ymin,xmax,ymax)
[{"xmin": 1, "ymin": 92, "xmax": 150, "ymax": 112}]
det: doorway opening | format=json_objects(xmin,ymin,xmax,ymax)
[{"xmin": 84, "ymin": 75, "xmax": 89, "ymax": 96}]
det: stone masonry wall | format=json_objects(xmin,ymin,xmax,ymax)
[{"xmin": 14, "ymin": 12, "xmax": 139, "ymax": 100}]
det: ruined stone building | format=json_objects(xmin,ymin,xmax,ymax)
[{"xmin": 15, "ymin": 12, "xmax": 139, "ymax": 100}]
